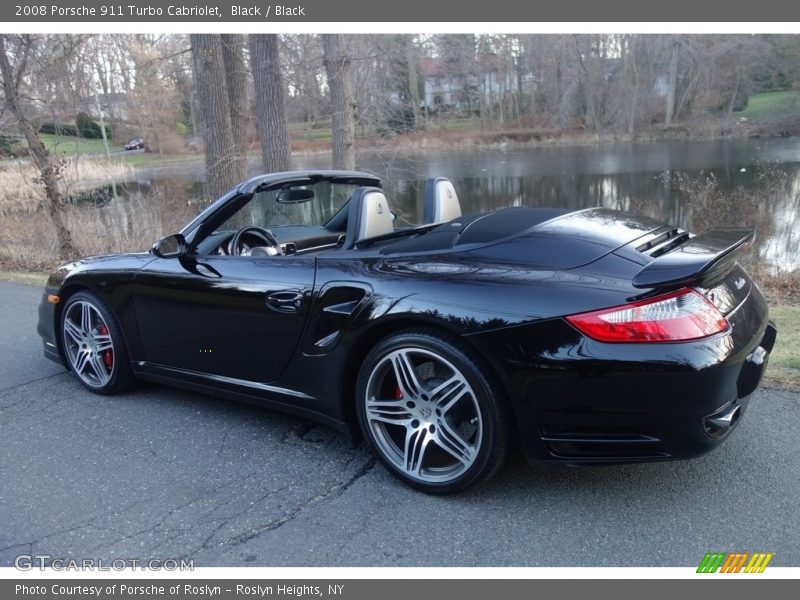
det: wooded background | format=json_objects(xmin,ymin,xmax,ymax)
[{"xmin": 2, "ymin": 34, "xmax": 800, "ymax": 260}]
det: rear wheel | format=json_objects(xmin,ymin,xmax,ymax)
[
  {"xmin": 60, "ymin": 291, "xmax": 132, "ymax": 394},
  {"xmin": 356, "ymin": 330, "xmax": 512, "ymax": 494}
]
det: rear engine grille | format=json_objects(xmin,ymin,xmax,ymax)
[{"xmin": 636, "ymin": 227, "xmax": 691, "ymax": 258}]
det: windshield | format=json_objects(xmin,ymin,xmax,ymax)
[{"xmin": 218, "ymin": 181, "xmax": 358, "ymax": 231}]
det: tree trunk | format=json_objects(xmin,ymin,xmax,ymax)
[
  {"xmin": 405, "ymin": 39, "xmax": 423, "ymax": 130},
  {"xmin": 726, "ymin": 75, "xmax": 742, "ymax": 123},
  {"xmin": 221, "ymin": 34, "xmax": 249, "ymax": 166},
  {"xmin": 664, "ymin": 38, "xmax": 679, "ymax": 126},
  {"xmin": 322, "ymin": 34, "xmax": 355, "ymax": 170},
  {"xmin": 628, "ymin": 37, "xmax": 640, "ymax": 137},
  {"xmin": 479, "ymin": 75, "xmax": 488, "ymax": 129},
  {"xmin": 516, "ymin": 57, "xmax": 526, "ymax": 118},
  {"xmin": 248, "ymin": 34, "xmax": 291, "ymax": 173},
  {"xmin": 573, "ymin": 35, "xmax": 599, "ymax": 130},
  {"xmin": 0, "ymin": 35, "xmax": 78, "ymax": 261},
  {"xmin": 674, "ymin": 67, "xmax": 699, "ymax": 122},
  {"xmin": 191, "ymin": 34, "xmax": 245, "ymax": 199}
]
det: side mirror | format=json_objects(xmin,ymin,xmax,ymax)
[{"xmin": 151, "ymin": 233, "xmax": 186, "ymax": 258}]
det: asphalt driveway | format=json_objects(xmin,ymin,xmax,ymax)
[{"xmin": 1, "ymin": 280, "xmax": 798, "ymax": 567}]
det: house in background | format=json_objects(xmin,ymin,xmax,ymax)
[
  {"xmin": 85, "ymin": 93, "xmax": 131, "ymax": 121},
  {"xmin": 421, "ymin": 58, "xmax": 468, "ymax": 112},
  {"xmin": 420, "ymin": 55, "xmax": 533, "ymax": 115}
]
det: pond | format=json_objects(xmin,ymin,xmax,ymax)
[{"xmin": 92, "ymin": 138, "xmax": 800, "ymax": 273}]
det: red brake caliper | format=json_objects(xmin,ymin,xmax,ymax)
[
  {"xmin": 99, "ymin": 324, "xmax": 113, "ymax": 368},
  {"xmin": 395, "ymin": 386, "xmax": 403, "ymax": 400}
]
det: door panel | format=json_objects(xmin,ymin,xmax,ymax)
[{"xmin": 134, "ymin": 255, "xmax": 315, "ymax": 383}]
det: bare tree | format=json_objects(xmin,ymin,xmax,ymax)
[
  {"xmin": 281, "ymin": 34, "xmax": 325, "ymax": 126},
  {"xmin": 625, "ymin": 36, "xmax": 641, "ymax": 136},
  {"xmin": 191, "ymin": 34, "xmax": 246, "ymax": 198},
  {"xmin": 406, "ymin": 38, "xmax": 423, "ymax": 130},
  {"xmin": 322, "ymin": 34, "xmax": 355, "ymax": 170},
  {"xmin": 249, "ymin": 34, "xmax": 290, "ymax": 173},
  {"xmin": 0, "ymin": 34, "xmax": 78, "ymax": 260},
  {"xmin": 664, "ymin": 37, "xmax": 680, "ymax": 126},
  {"xmin": 221, "ymin": 35, "xmax": 249, "ymax": 150},
  {"xmin": 120, "ymin": 35, "xmax": 190, "ymax": 155}
]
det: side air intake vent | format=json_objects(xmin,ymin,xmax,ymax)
[{"xmin": 540, "ymin": 425, "xmax": 670, "ymax": 460}]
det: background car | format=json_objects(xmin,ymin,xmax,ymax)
[
  {"xmin": 123, "ymin": 137, "xmax": 145, "ymax": 150},
  {"xmin": 37, "ymin": 170, "xmax": 776, "ymax": 493}
]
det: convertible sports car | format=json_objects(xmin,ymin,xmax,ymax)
[{"xmin": 37, "ymin": 170, "xmax": 777, "ymax": 493}]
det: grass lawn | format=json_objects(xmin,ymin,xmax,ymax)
[
  {"xmin": 0, "ymin": 270, "xmax": 48, "ymax": 286},
  {"xmin": 765, "ymin": 305, "xmax": 800, "ymax": 390},
  {"xmin": 116, "ymin": 152, "xmax": 201, "ymax": 168},
  {"xmin": 288, "ymin": 122, "xmax": 333, "ymax": 142},
  {"xmin": 739, "ymin": 90, "xmax": 800, "ymax": 121},
  {"xmin": 434, "ymin": 117, "xmax": 481, "ymax": 131},
  {"xmin": 37, "ymin": 133, "xmax": 123, "ymax": 156}
]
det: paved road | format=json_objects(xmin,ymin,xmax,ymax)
[{"xmin": 1, "ymin": 280, "xmax": 798, "ymax": 567}]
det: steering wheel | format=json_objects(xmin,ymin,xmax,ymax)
[{"xmin": 227, "ymin": 226, "xmax": 282, "ymax": 256}]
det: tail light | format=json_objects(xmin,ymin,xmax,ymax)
[{"xmin": 565, "ymin": 288, "xmax": 729, "ymax": 343}]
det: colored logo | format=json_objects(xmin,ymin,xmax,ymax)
[{"xmin": 697, "ymin": 552, "xmax": 774, "ymax": 573}]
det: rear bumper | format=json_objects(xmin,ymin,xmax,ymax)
[{"xmin": 472, "ymin": 284, "xmax": 776, "ymax": 464}]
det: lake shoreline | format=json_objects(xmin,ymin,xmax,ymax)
[
  {"xmin": 291, "ymin": 116, "xmax": 800, "ymax": 156},
  {"xmin": 4, "ymin": 125, "xmax": 797, "ymax": 180},
  {"xmin": 122, "ymin": 129, "xmax": 800, "ymax": 183}
]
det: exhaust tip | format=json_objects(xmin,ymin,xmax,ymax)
[{"xmin": 704, "ymin": 404, "xmax": 741, "ymax": 439}]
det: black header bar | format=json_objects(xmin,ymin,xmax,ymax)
[{"xmin": 2, "ymin": 0, "xmax": 799, "ymax": 23}]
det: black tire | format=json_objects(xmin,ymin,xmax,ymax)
[
  {"xmin": 355, "ymin": 329, "xmax": 513, "ymax": 494},
  {"xmin": 60, "ymin": 290, "xmax": 133, "ymax": 395}
]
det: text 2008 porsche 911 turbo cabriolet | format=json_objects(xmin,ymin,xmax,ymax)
[{"xmin": 37, "ymin": 170, "xmax": 777, "ymax": 493}]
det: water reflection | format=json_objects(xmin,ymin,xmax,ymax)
[
  {"xmin": 81, "ymin": 138, "xmax": 800, "ymax": 273},
  {"xmin": 370, "ymin": 168, "xmax": 799, "ymax": 273}
]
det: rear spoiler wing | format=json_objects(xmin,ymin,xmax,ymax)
[{"xmin": 632, "ymin": 228, "xmax": 755, "ymax": 289}]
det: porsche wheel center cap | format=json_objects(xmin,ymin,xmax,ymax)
[{"xmin": 408, "ymin": 400, "xmax": 439, "ymax": 426}]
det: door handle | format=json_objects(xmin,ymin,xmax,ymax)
[{"xmin": 266, "ymin": 290, "xmax": 304, "ymax": 313}]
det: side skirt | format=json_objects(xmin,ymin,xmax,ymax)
[{"xmin": 132, "ymin": 362, "xmax": 351, "ymax": 434}]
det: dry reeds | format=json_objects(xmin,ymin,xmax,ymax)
[{"xmin": 0, "ymin": 157, "xmax": 134, "ymax": 215}]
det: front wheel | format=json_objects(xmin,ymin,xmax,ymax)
[
  {"xmin": 60, "ymin": 291, "xmax": 133, "ymax": 394},
  {"xmin": 355, "ymin": 330, "xmax": 512, "ymax": 494}
]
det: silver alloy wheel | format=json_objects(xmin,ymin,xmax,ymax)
[
  {"xmin": 62, "ymin": 300, "xmax": 115, "ymax": 388},
  {"xmin": 364, "ymin": 347, "xmax": 483, "ymax": 483}
]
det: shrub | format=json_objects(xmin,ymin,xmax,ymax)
[
  {"xmin": 38, "ymin": 122, "xmax": 78, "ymax": 136},
  {"xmin": 76, "ymin": 112, "xmax": 104, "ymax": 139},
  {"xmin": 0, "ymin": 133, "xmax": 23, "ymax": 156},
  {"xmin": 385, "ymin": 105, "xmax": 416, "ymax": 135}
]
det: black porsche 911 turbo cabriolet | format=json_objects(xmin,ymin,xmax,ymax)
[{"xmin": 37, "ymin": 170, "xmax": 777, "ymax": 493}]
